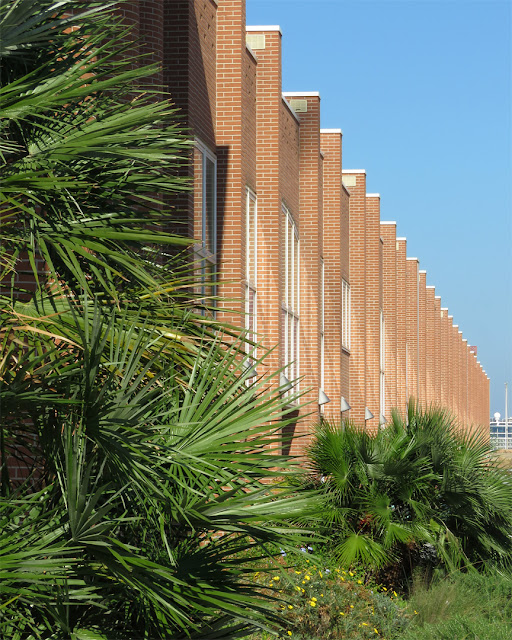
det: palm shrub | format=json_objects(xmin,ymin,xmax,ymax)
[
  {"xmin": 304, "ymin": 403, "xmax": 512, "ymax": 577},
  {"xmin": 0, "ymin": 2, "xmax": 319, "ymax": 638}
]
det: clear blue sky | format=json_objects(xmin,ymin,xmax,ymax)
[{"xmin": 247, "ymin": 0, "xmax": 512, "ymax": 419}]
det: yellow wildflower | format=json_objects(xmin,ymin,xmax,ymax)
[
  {"xmin": 362, "ymin": 622, "xmax": 369, "ymax": 626},
  {"xmin": 350, "ymin": 605, "xmax": 354, "ymax": 609},
  {"xmin": 305, "ymin": 575, "xmax": 311, "ymax": 581},
  {"xmin": 393, "ymin": 591, "xmax": 398, "ymax": 597},
  {"xmin": 273, "ymin": 576, "xmax": 280, "ymax": 581},
  {"xmin": 311, "ymin": 597, "xmax": 317, "ymax": 602},
  {"xmin": 349, "ymin": 571, "xmax": 354, "ymax": 576},
  {"xmin": 357, "ymin": 579, "xmax": 363, "ymax": 584},
  {"xmin": 309, "ymin": 600, "xmax": 316, "ymax": 607},
  {"xmin": 302, "ymin": 580, "xmax": 306, "ymax": 585},
  {"xmin": 295, "ymin": 570, "xmax": 301, "ymax": 574},
  {"xmin": 288, "ymin": 605, "xmax": 294, "ymax": 610},
  {"xmin": 374, "ymin": 630, "xmax": 379, "ymax": 635},
  {"xmin": 287, "ymin": 632, "xmax": 292, "ymax": 637},
  {"xmin": 320, "ymin": 593, "xmax": 324, "ymax": 597}
]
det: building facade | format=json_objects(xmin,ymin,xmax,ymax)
[{"xmin": 114, "ymin": 0, "xmax": 489, "ymax": 451}]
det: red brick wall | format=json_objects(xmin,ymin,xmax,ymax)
[
  {"xmin": 139, "ymin": 1, "xmax": 164, "ymax": 85},
  {"xmin": 216, "ymin": 1, "xmax": 257, "ymax": 324},
  {"xmin": 406, "ymin": 258, "xmax": 419, "ymax": 406},
  {"xmin": 284, "ymin": 94, "xmax": 322, "ymax": 425},
  {"xmin": 396, "ymin": 238, "xmax": 408, "ymax": 418},
  {"xmin": 345, "ymin": 171, "xmax": 367, "ymax": 425},
  {"xmin": 163, "ymin": 0, "xmax": 217, "ymax": 240},
  {"xmin": 381, "ymin": 223, "xmax": 397, "ymax": 417},
  {"xmin": 249, "ymin": 28, "xmax": 308, "ymax": 455},
  {"xmin": 251, "ymin": 27, "xmax": 284, "ymax": 383},
  {"xmin": 365, "ymin": 194, "xmax": 381, "ymax": 432},
  {"xmin": 451, "ymin": 323, "xmax": 460, "ymax": 420},
  {"xmin": 320, "ymin": 130, "xmax": 345, "ymax": 417},
  {"xmin": 439, "ymin": 306, "xmax": 449, "ymax": 413},
  {"xmin": 418, "ymin": 270, "xmax": 427, "ymax": 408},
  {"xmin": 461, "ymin": 336, "xmax": 468, "ymax": 427},
  {"xmin": 425, "ymin": 286, "xmax": 436, "ymax": 409}
]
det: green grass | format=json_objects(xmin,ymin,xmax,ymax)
[{"xmin": 395, "ymin": 569, "xmax": 512, "ymax": 640}]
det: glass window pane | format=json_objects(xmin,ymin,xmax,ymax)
[
  {"xmin": 205, "ymin": 157, "xmax": 215, "ymax": 253},
  {"xmin": 248, "ymin": 196, "xmax": 257, "ymax": 284}
]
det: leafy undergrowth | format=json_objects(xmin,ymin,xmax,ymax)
[
  {"xmin": 248, "ymin": 552, "xmax": 512, "ymax": 640},
  {"xmin": 249, "ymin": 552, "xmax": 412, "ymax": 639}
]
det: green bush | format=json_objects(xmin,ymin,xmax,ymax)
[
  {"xmin": 303, "ymin": 404, "xmax": 512, "ymax": 577},
  {"xmin": 0, "ymin": 2, "xmax": 319, "ymax": 638}
]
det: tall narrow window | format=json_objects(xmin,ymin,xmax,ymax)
[
  {"xmin": 245, "ymin": 189, "xmax": 257, "ymax": 364},
  {"xmin": 195, "ymin": 140, "xmax": 217, "ymax": 309},
  {"xmin": 380, "ymin": 309, "xmax": 386, "ymax": 422},
  {"xmin": 342, "ymin": 280, "xmax": 351, "ymax": 350},
  {"xmin": 282, "ymin": 205, "xmax": 300, "ymax": 395}
]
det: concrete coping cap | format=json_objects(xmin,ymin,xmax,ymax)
[
  {"xmin": 282, "ymin": 91, "xmax": 320, "ymax": 97},
  {"xmin": 246, "ymin": 25, "xmax": 282, "ymax": 34}
]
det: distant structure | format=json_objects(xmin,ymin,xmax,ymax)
[
  {"xmin": 491, "ymin": 384, "xmax": 511, "ymax": 449},
  {"xmin": 490, "ymin": 413, "xmax": 512, "ymax": 450}
]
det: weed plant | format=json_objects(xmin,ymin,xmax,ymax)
[{"xmin": 250, "ymin": 551, "xmax": 411, "ymax": 639}]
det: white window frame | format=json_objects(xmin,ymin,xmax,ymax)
[
  {"xmin": 195, "ymin": 139, "xmax": 217, "ymax": 307},
  {"xmin": 245, "ymin": 188, "xmax": 257, "ymax": 365},
  {"xmin": 282, "ymin": 204, "xmax": 300, "ymax": 396},
  {"xmin": 342, "ymin": 279, "xmax": 351, "ymax": 351}
]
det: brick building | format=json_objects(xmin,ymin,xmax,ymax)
[{"xmin": 113, "ymin": 0, "xmax": 489, "ymax": 450}]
